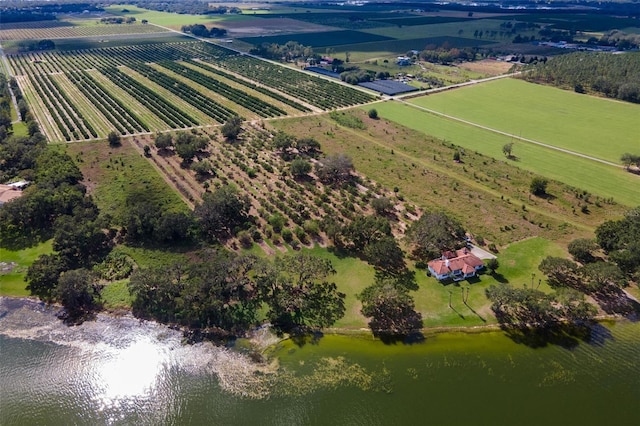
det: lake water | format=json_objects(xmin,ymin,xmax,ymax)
[{"xmin": 1, "ymin": 297, "xmax": 639, "ymax": 425}]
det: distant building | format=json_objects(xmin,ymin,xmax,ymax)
[
  {"xmin": 428, "ymin": 248, "xmax": 484, "ymax": 281},
  {"xmin": 396, "ymin": 56, "xmax": 411, "ymax": 66}
]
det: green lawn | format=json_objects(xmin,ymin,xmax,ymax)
[
  {"xmin": 413, "ymin": 237, "xmax": 565, "ymax": 328},
  {"xmin": 104, "ymin": 5, "xmax": 249, "ymax": 27},
  {"xmin": 0, "ymin": 240, "xmax": 53, "ymax": 297},
  {"xmin": 102, "ymin": 279, "xmax": 134, "ymax": 310},
  {"xmin": 408, "ymin": 78, "xmax": 639, "ymax": 164},
  {"xmin": 371, "ymin": 100, "xmax": 639, "ymax": 207}
]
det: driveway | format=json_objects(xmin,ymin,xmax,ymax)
[{"xmin": 469, "ymin": 244, "xmax": 497, "ymax": 260}]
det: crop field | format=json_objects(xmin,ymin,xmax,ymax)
[
  {"xmin": 370, "ymin": 100, "xmax": 639, "ymax": 207},
  {"xmin": 240, "ymin": 30, "xmax": 394, "ymax": 48},
  {"xmin": 407, "ymin": 78, "xmax": 639, "ymax": 164},
  {"xmin": 0, "ymin": 21, "xmax": 169, "ymax": 41},
  {"xmin": 6, "ymin": 39, "xmax": 375, "ymax": 142}
]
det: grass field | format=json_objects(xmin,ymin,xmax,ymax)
[
  {"xmin": 104, "ymin": 5, "xmax": 249, "ymax": 28},
  {"xmin": 0, "ymin": 240, "xmax": 53, "ymax": 297},
  {"xmin": 371, "ymin": 100, "xmax": 639, "ymax": 207},
  {"xmin": 65, "ymin": 139, "xmax": 189, "ymax": 221},
  {"xmin": 408, "ymin": 78, "xmax": 639, "ymax": 164}
]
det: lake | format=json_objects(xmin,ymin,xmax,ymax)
[{"xmin": 1, "ymin": 297, "xmax": 638, "ymax": 425}]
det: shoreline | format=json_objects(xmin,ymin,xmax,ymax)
[{"xmin": 0, "ymin": 295, "xmax": 628, "ymax": 340}]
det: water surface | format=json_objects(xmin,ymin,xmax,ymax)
[{"xmin": 1, "ymin": 298, "xmax": 638, "ymax": 425}]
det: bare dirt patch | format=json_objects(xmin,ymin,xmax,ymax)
[{"xmin": 457, "ymin": 59, "xmax": 513, "ymax": 76}]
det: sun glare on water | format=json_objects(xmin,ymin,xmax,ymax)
[{"xmin": 92, "ymin": 337, "xmax": 166, "ymax": 407}]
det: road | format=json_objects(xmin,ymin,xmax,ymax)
[{"xmin": 0, "ymin": 42, "xmax": 21, "ymax": 124}]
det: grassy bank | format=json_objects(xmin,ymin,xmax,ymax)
[{"xmin": 0, "ymin": 240, "xmax": 53, "ymax": 297}]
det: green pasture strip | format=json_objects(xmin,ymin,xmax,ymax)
[
  {"xmin": 240, "ymin": 30, "xmax": 394, "ymax": 48},
  {"xmin": 103, "ymin": 5, "xmax": 249, "ymax": 27},
  {"xmin": 362, "ymin": 18, "xmax": 526, "ymax": 41},
  {"xmin": 0, "ymin": 240, "xmax": 54, "ymax": 297},
  {"xmin": 415, "ymin": 237, "xmax": 564, "ymax": 328},
  {"xmin": 65, "ymin": 140, "xmax": 188, "ymax": 221},
  {"xmin": 371, "ymin": 101, "xmax": 638, "ymax": 207},
  {"xmin": 408, "ymin": 78, "xmax": 639, "ymax": 164}
]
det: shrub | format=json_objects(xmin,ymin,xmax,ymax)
[
  {"xmin": 368, "ymin": 108, "xmax": 378, "ymax": 119},
  {"xmin": 282, "ymin": 228, "xmax": 293, "ymax": 243}
]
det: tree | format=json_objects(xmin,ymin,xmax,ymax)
[
  {"xmin": 529, "ymin": 176, "xmax": 548, "ymax": 196},
  {"xmin": 337, "ymin": 215, "xmax": 391, "ymax": 252},
  {"xmin": 257, "ymin": 254, "xmax": 346, "ymax": 332},
  {"xmin": 359, "ymin": 277, "xmax": 422, "ymax": 337},
  {"xmin": 221, "ymin": 115, "xmax": 243, "ymax": 141},
  {"xmin": 406, "ymin": 211, "xmax": 466, "ymax": 261},
  {"xmin": 368, "ymin": 108, "xmax": 378, "ymax": 119},
  {"xmin": 568, "ymin": 238, "xmax": 598, "ymax": 264},
  {"xmin": 363, "ymin": 236, "xmax": 407, "ymax": 276},
  {"xmin": 502, "ymin": 142, "xmax": 513, "ymax": 158},
  {"xmin": 195, "ymin": 185, "xmax": 251, "ymax": 239},
  {"xmin": 620, "ymin": 152, "xmax": 640, "ymax": 170},
  {"xmin": 296, "ymin": 137, "xmax": 321, "ymax": 157},
  {"xmin": 154, "ymin": 133, "xmax": 173, "ymax": 150},
  {"xmin": 371, "ymin": 197, "xmax": 394, "ymax": 216},
  {"xmin": 580, "ymin": 262, "xmax": 626, "ymax": 292},
  {"xmin": 53, "ymin": 214, "xmax": 111, "ymax": 269},
  {"xmin": 315, "ymin": 153, "xmax": 354, "ymax": 184},
  {"xmin": 272, "ymin": 130, "xmax": 295, "ymax": 152},
  {"xmin": 25, "ymin": 254, "xmax": 66, "ymax": 302},
  {"xmin": 290, "ymin": 157, "xmax": 312, "ymax": 178},
  {"xmin": 486, "ymin": 258, "xmax": 499, "ymax": 274},
  {"xmin": 107, "ymin": 131, "xmax": 121, "ymax": 147},
  {"xmin": 56, "ymin": 269, "xmax": 102, "ymax": 321},
  {"xmin": 538, "ymin": 256, "xmax": 579, "ymax": 288}
]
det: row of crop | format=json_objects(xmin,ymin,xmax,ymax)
[
  {"xmin": 67, "ymin": 70, "xmax": 149, "ymax": 134},
  {"xmin": 157, "ymin": 60, "xmax": 287, "ymax": 118},
  {"xmin": 187, "ymin": 41, "xmax": 376, "ymax": 109},
  {"xmin": 27, "ymin": 74, "xmax": 72, "ymax": 141},
  {"xmin": 127, "ymin": 63, "xmax": 237, "ymax": 124},
  {"xmin": 0, "ymin": 24, "xmax": 168, "ymax": 41},
  {"xmin": 47, "ymin": 75, "xmax": 99, "ymax": 138},
  {"xmin": 33, "ymin": 73, "xmax": 94, "ymax": 140},
  {"xmin": 99, "ymin": 67, "xmax": 199, "ymax": 129},
  {"xmin": 183, "ymin": 59, "xmax": 311, "ymax": 113}
]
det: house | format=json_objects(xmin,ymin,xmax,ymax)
[
  {"xmin": 396, "ymin": 56, "xmax": 411, "ymax": 66},
  {"xmin": 428, "ymin": 248, "xmax": 484, "ymax": 281}
]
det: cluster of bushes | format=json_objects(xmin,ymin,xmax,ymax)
[
  {"xmin": 15, "ymin": 39, "xmax": 55, "ymax": 52},
  {"xmin": 101, "ymin": 17, "xmax": 136, "ymax": 24},
  {"xmin": 249, "ymin": 41, "xmax": 314, "ymax": 62},
  {"xmin": 181, "ymin": 24, "xmax": 227, "ymax": 38}
]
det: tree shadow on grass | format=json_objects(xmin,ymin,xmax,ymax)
[{"xmin": 290, "ymin": 330, "xmax": 324, "ymax": 348}]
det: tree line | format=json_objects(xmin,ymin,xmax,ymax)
[{"xmin": 523, "ymin": 51, "xmax": 640, "ymax": 104}]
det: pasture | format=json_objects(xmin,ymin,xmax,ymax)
[
  {"xmin": 0, "ymin": 240, "xmax": 53, "ymax": 297},
  {"xmin": 407, "ymin": 78, "xmax": 639, "ymax": 164},
  {"xmin": 103, "ymin": 5, "xmax": 248, "ymax": 28},
  {"xmin": 371, "ymin": 100, "xmax": 639, "ymax": 207}
]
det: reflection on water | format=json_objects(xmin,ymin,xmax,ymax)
[{"xmin": 1, "ymin": 297, "xmax": 639, "ymax": 425}]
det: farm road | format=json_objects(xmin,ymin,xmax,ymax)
[{"xmin": 0, "ymin": 43, "xmax": 21, "ymax": 124}]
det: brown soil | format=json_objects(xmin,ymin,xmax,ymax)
[{"xmin": 458, "ymin": 59, "xmax": 514, "ymax": 77}]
